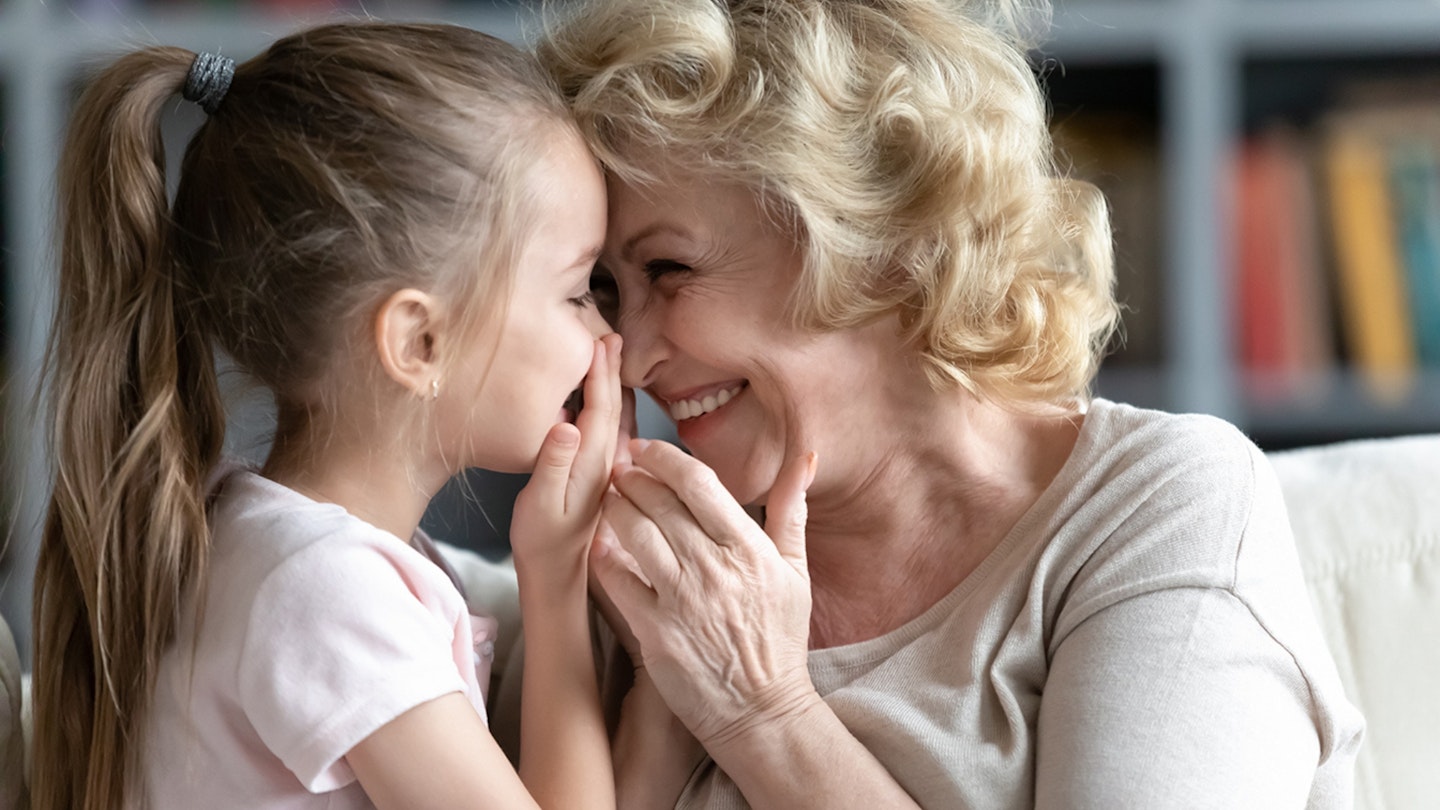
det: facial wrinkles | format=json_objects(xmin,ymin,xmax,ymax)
[
  {"xmin": 768, "ymin": 371, "xmax": 813, "ymax": 500},
  {"xmin": 765, "ymin": 320, "xmax": 908, "ymax": 505},
  {"xmin": 614, "ymin": 238, "xmax": 740, "ymax": 384}
]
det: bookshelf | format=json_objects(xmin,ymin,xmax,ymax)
[
  {"xmin": 5, "ymin": 0, "xmax": 1440, "ymax": 661},
  {"xmin": 1048, "ymin": 0, "xmax": 1440, "ymax": 446}
]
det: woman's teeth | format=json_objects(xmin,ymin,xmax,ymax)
[{"xmin": 669, "ymin": 385, "xmax": 743, "ymax": 421}]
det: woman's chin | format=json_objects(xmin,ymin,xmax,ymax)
[{"xmin": 692, "ymin": 451, "xmax": 771, "ymax": 507}]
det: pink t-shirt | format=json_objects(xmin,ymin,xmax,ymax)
[{"xmin": 143, "ymin": 470, "xmax": 493, "ymax": 808}]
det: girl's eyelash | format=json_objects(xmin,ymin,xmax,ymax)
[
  {"xmin": 643, "ymin": 259, "xmax": 691, "ymax": 281},
  {"xmin": 568, "ymin": 290, "xmax": 596, "ymax": 308}
]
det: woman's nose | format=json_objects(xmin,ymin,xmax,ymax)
[{"xmin": 617, "ymin": 304, "xmax": 665, "ymax": 389}]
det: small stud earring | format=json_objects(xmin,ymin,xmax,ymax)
[{"xmin": 431, "ymin": 379, "xmax": 440, "ymax": 401}]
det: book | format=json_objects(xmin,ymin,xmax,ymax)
[
  {"xmin": 1387, "ymin": 138, "xmax": 1440, "ymax": 367},
  {"xmin": 1319, "ymin": 113, "xmax": 1418, "ymax": 400},
  {"xmin": 1233, "ymin": 125, "xmax": 1335, "ymax": 401}
]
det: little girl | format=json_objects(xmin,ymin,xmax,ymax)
[{"xmin": 32, "ymin": 21, "xmax": 619, "ymax": 810}]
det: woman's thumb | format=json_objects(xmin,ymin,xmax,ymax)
[{"xmin": 764, "ymin": 451, "xmax": 817, "ymax": 569}]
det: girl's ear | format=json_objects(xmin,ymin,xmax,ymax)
[{"xmin": 374, "ymin": 288, "xmax": 444, "ymax": 397}]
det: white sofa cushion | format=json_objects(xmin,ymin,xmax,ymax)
[{"xmin": 1270, "ymin": 434, "xmax": 1440, "ymax": 810}]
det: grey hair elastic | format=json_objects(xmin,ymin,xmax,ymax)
[{"xmin": 183, "ymin": 52, "xmax": 234, "ymax": 115}]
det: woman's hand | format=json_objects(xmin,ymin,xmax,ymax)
[
  {"xmin": 509, "ymin": 334, "xmax": 622, "ymax": 571},
  {"xmin": 590, "ymin": 439, "xmax": 819, "ymax": 750}
]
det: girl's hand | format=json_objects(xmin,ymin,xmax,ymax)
[
  {"xmin": 614, "ymin": 385, "xmax": 638, "ymax": 468},
  {"xmin": 509, "ymin": 334, "xmax": 622, "ymax": 570},
  {"xmin": 587, "ymin": 384, "xmax": 645, "ymax": 666},
  {"xmin": 590, "ymin": 439, "xmax": 819, "ymax": 750}
]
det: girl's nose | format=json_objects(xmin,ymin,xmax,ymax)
[{"xmin": 583, "ymin": 304, "xmax": 613, "ymax": 340}]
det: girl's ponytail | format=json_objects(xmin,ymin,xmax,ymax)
[
  {"xmin": 33, "ymin": 48, "xmax": 225, "ymax": 810},
  {"xmin": 35, "ymin": 23, "xmax": 570, "ymax": 803}
]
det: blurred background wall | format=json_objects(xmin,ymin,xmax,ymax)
[{"xmin": 5, "ymin": 0, "xmax": 1440, "ymax": 665}]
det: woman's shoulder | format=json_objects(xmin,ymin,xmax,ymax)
[
  {"xmin": 1037, "ymin": 399, "xmax": 1280, "ymax": 597},
  {"xmin": 1072, "ymin": 398, "xmax": 1272, "ymax": 520},
  {"xmin": 1079, "ymin": 397, "xmax": 1260, "ymax": 479},
  {"xmin": 1030, "ymin": 399, "xmax": 1302, "ymax": 618}
]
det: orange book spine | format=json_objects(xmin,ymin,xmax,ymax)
[{"xmin": 1322, "ymin": 127, "xmax": 1416, "ymax": 397}]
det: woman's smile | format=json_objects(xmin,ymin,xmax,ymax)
[{"xmin": 661, "ymin": 381, "xmax": 749, "ymax": 422}]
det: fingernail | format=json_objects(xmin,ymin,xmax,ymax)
[
  {"xmin": 630, "ymin": 438, "xmax": 651, "ymax": 454},
  {"xmin": 804, "ymin": 452, "xmax": 818, "ymax": 489}
]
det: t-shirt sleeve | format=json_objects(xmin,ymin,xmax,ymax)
[
  {"xmin": 1034, "ymin": 422, "xmax": 1327, "ymax": 808},
  {"xmin": 1035, "ymin": 586, "xmax": 1321, "ymax": 808},
  {"xmin": 237, "ymin": 540, "xmax": 469, "ymax": 792}
]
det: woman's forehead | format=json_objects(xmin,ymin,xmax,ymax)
[{"xmin": 606, "ymin": 174, "xmax": 767, "ymax": 237}]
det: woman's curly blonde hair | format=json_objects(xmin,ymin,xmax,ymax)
[{"xmin": 538, "ymin": 0, "xmax": 1119, "ymax": 405}]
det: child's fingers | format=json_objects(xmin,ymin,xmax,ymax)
[
  {"xmin": 571, "ymin": 334, "xmax": 622, "ymax": 511},
  {"xmin": 529, "ymin": 422, "xmax": 582, "ymax": 513},
  {"xmin": 614, "ymin": 387, "xmax": 637, "ymax": 468},
  {"xmin": 590, "ymin": 334, "xmax": 623, "ymax": 461},
  {"xmin": 602, "ymin": 334, "xmax": 623, "ymax": 458}
]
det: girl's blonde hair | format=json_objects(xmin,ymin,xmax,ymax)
[
  {"xmin": 35, "ymin": 21, "xmax": 572, "ymax": 809},
  {"xmin": 538, "ymin": 0, "xmax": 1119, "ymax": 403}
]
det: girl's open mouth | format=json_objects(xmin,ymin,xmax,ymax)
[{"xmin": 562, "ymin": 387, "xmax": 584, "ymax": 424}]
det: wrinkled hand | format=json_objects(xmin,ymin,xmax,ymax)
[
  {"xmin": 590, "ymin": 439, "xmax": 818, "ymax": 750},
  {"xmin": 509, "ymin": 334, "xmax": 621, "ymax": 568}
]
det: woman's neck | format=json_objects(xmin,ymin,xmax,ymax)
[{"xmin": 801, "ymin": 396, "xmax": 1082, "ymax": 649}]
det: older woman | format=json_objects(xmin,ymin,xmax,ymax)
[{"xmin": 535, "ymin": 0, "xmax": 1364, "ymax": 807}]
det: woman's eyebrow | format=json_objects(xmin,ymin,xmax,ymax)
[{"xmin": 618, "ymin": 223, "xmax": 693, "ymax": 262}]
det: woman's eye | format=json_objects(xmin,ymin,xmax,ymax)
[
  {"xmin": 643, "ymin": 259, "xmax": 691, "ymax": 281},
  {"xmin": 589, "ymin": 268, "xmax": 620, "ymax": 326}
]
